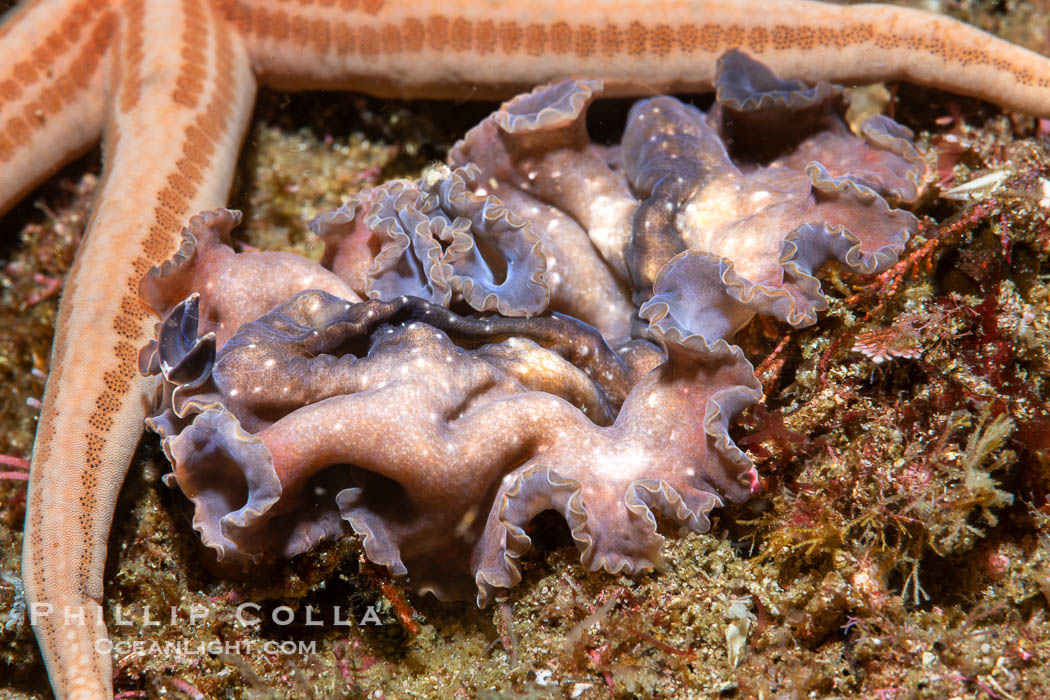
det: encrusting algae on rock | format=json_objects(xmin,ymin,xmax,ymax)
[{"xmin": 1, "ymin": 3, "xmax": 1050, "ymax": 698}]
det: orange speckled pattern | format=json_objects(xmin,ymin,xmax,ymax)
[
  {"xmin": 226, "ymin": 1, "xmax": 1050, "ymax": 101},
  {"xmin": 1, "ymin": 1, "xmax": 1050, "ymax": 698}
]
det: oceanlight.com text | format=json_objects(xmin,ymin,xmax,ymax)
[{"xmin": 94, "ymin": 639, "xmax": 319, "ymax": 657}]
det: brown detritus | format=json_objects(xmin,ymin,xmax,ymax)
[
  {"xmin": 753, "ymin": 331, "xmax": 794, "ymax": 395},
  {"xmin": 496, "ymin": 600, "xmax": 519, "ymax": 665},
  {"xmin": 851, "ymin": 315, "xmax": 924, "ymax": 364},
  {"xmin": 737, "ymin": 404, "xmax": 814, "ymax": 468},
  {"xmin": 623, "ymin": 625, "xmax": 694, "ymax": 658},
  {"xmin": 562, "ymin": 587, "xmax": 622, "ymax": 661},
  {"xmin": 749, "ymin": 594, "xmax": 770, "ymax": 650},
  {"xmin": 818, "ymin": 200, "xmax": 1002, "ymax": 386},
  {"xmin": 364, "ymin": 563, "xmax": 421, "ymax": 637}
]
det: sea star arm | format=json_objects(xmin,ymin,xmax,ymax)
[
  {"xmin": 19, "ymin": 2, "xmax": 256, "ymax": 698},
  {"xmin": 0, "ymin": 0, "xmax": 113, "ymax": 214},
  {"xmin": 226, "ymin": 0, "xmax": 1050, "ymax": 116}
]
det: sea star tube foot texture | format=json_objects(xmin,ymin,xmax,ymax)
[{"xmin": 140, "ymin": 53, "xmax": 926, "ymax": 606}]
